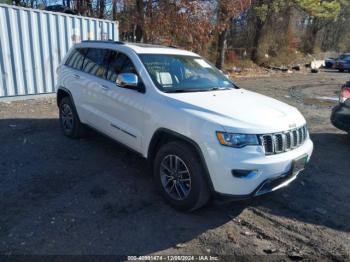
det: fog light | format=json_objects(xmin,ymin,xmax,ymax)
[{"xmin": 232, "ymin": 169, "xmax": 259, "ymax": 179}]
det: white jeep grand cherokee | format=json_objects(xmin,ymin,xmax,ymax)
[{"xmin": 56, "ymin": 41, "xmax": 313, "ymax": 211}]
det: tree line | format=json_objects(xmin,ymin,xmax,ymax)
[{"xmin": 2, "ymin": 0, "xmax": 349, "ymax": 68}]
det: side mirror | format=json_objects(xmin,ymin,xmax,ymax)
[{"xmin": 116, "ymin": 73, "xmax": 145, "ymax": 93}]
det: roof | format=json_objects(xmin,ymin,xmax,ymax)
[{"xmin": 79, "ymin": 40, "xmax": 200, "ymax": 56}]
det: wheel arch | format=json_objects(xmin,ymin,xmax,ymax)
[
  {"xmin": 56, "ymin": 86, "xmax": 82, "ymax": 123},
  {"xmin": 147, "ymin": 128, "xmax": 214, "ymax": 193},
  {"xmin": 57, "ymin": 86, "xmax": 72, "ymax": 107}
]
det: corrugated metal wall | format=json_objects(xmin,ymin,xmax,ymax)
[{"xmin": 0, "ymin": 4, "xmax": 119, "ymax": 98}]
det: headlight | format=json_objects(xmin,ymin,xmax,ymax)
[{"xmin": 216, "ymin": 132, "xmax": 259, "ymax": 148}]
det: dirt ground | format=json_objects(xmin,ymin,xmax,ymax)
[{"xmin": 0, "ymin": 70, "xmax": 349, "ymax": 261}]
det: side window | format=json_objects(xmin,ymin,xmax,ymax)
[
  {"xmin": 82, "ymin": 48, "xmax": 109, "ymax": 78},
  {"xmin": 65, "ymin": 50, "xmax": 78, "ymax": 67},
  {"xmin": 72, "ymin": 49, "xmax": 85, "ymax": 70},
  {"xmin": 106, "ymin": 52, "xmax": 137, "ymax": 82},
  {"xmin": 65, "ymin": 48, "xmax": 86, "ymax": 70}
]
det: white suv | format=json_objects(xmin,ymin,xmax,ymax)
[{"xmin": 56, "ymin": 41, "xmax": 313, "ymax": 210}]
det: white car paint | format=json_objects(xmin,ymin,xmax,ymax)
[
  {"xmin": 161, "ymin": 89, "xmax": 305, "ymax": 134},
  {"xmin": 57, "ymin": 41, "xmax": 314, "ymax": 196}
]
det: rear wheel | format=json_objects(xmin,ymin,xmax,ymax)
[
  {"xmin": 59, "ymin": 96, "xmax": 85, "ymax": 138},
  {"xmin": 153, "ymin": 141, "xmax": 210, "ymax": 211}
]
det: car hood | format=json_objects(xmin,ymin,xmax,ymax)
[{"xmin": 164, "ymin": 89, "xmax": 306, "ymax": 134}]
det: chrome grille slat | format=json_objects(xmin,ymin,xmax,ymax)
[
  {"xmin": 262, "ymin": 134, "xmax": 274, "ymax": 155},
  {"xmin": 300, "ymin": 127, "xmax": 304, "ymax": 141},
  {"xmin": 281, "ymin": 133, "xmax": 287, "ymax": 152},
  {"xmin": 285, "ymin": 132, "xmax": 291, "ymax": 150},
  {"xmin": 298, "ymin": 129, "xmax": 302, "ymax": 145},
  {"xmin": 274, "ymin": 134, "xmax": 284, "ymax": 153},
  {"xmin": 292, "ymin": 130, "xmax": 298, "ymax": 147},
  {"xmin": 260, "ymin": 125, "xmax": 308, "ymax": 155}
]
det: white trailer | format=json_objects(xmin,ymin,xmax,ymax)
[{"xmin": 0, "ymin": 4, "xmax": 119, "ymax": 98}]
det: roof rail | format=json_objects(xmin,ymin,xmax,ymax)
[
  {"xmin": 81, "ymin": 40, "xmax": 125, "ymax": 45},
  {"xmin": 123, "ymin": 42, "xmax": 178, "ymax": 49},
  {"xmin": 81, "ymin": 40, "xmax": 178, "ymax": 49}
]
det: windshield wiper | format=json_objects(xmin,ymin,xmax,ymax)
[
  {"xmin": 209, "ymin": 87, "xmax": 232, "ymax": 91},
  {"xmin": 165, "ymin": 89, "xmax": 211, "ymax": 93},
  {"xmin": 164, "ymin": 86, "xmax": 233, "ymax": 93}
]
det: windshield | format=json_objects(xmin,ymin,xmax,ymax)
[
  {"xmin": 139, "ymin": 54, "xmax": 236, "ymax": 93},
  {"xmin": 339, "ymin": 54, "xmax": 350, "ymax": 60}
]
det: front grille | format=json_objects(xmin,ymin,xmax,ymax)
[{"xmin": 260, "ymin": 125, "xmax": 308, "ymax": 155}]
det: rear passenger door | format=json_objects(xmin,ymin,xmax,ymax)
[
  {"xmin": 62, "ymin": 48, "xmax": 88, "ymax": 120},
  {"xmin": 79, "ymin": 48, "xmax": 111, "ymax": 130}
]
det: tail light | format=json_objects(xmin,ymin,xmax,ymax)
[{"xmin": 340, "ymin": 85, "xmax": 350, "ymax": 103}]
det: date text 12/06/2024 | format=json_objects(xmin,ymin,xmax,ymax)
[{"xmin": 127, "ymin": 255, "xmax": 219, "ymax": 261}]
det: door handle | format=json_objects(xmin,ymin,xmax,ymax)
[
  {"xmin": 73, "ymin": 74, "xmax": 80, "ymax": 79},
  {"xmin": 101, "ymin": 85, "xmax": 109, "ymax": 90}
]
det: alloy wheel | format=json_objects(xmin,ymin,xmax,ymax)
[
  {"xmin": 60, "ymin": 103, "xmax": 74, "ymax": 132},
  {"xmin": 160, "ymin": 154, "xmax": 192, "ymax": 200}
]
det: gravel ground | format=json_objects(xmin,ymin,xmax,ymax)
[{"xmin": 0, "ymin": 70, "xmax": 349, "ymax": 261}]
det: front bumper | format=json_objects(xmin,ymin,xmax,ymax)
[
  {"xmin": 202, "ymin": 138, "xmax": 314, "ymax": 196},
  {"xmin": 215, "ymin": 166, "xmax": 302, "ymax": 200}
]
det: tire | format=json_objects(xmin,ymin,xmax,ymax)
[
  {"xmin": 153, "ymin": 141, "xmax": 210, "ymax": 211},
  {"xmin": 59, "ymin": 96, "xmax": 85, "ymax": 138},
  {"xmin": 339, "ymin": 69, "xmax": 345, "ymax": 72}
]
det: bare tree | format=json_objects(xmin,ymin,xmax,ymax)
[
  {"xmin": 215, "ymin": 0, "xmax": 251, "ymax": 69},
  {"xmin": 135, "ymin": 0, "xmax": 144, "ymax": 41},
  {"xmin": 112, "ymin": 0, "xmax": 118, "ymax": 20},
  {"xmin": 98, "ymin": 0, "xmax": 105, "ymax": 18}
]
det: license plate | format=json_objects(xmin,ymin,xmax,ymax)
[{"xmin": 292, "ymin": 154, "xmax": 308, "ymax": 174}]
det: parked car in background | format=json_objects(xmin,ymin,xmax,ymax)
[
  {"xmin": 332, "ymin": 53, "xmax": 350, "ymax": 71},
  {"xmin": 331, "ymin": 81, "xmax": 350, "ymax": 134},
  {"xmin": 334, "ymin": 57, "xmax": 350, "ymax": 72},
  {"xmin": 325, "ymin": 58, "xmax": 336, "ymax": 69},
  {"xmin": 56, "ymin": 41, "xmax": 313, "ymax": 211}
]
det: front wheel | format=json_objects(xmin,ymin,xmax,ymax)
[{"xmin": 153, "ymin": 141, "xmax": 210, "ymax": 211}]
